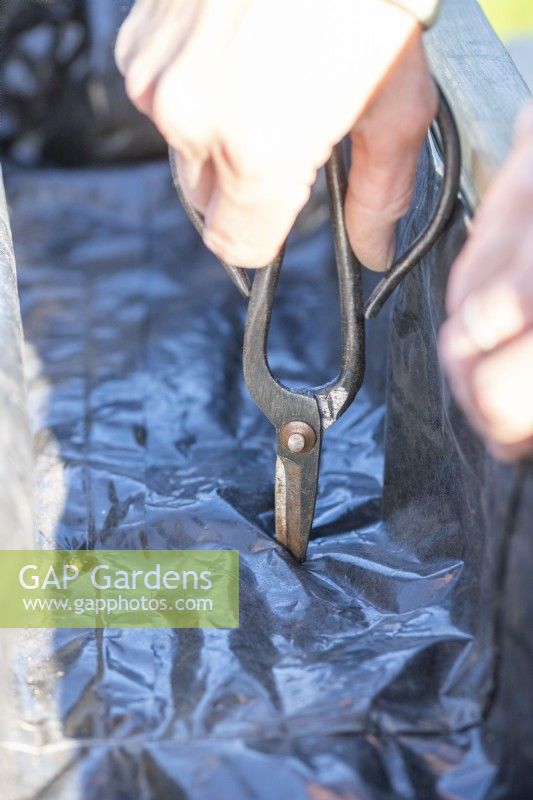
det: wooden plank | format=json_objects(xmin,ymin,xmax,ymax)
[{"xmin": 426, "ymin": 0, "xmax": 531, "ymax": 208}]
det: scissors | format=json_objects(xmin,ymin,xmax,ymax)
[{"xmin": 170, "ymin": 86, "xmax": 461, "ymax": 562}]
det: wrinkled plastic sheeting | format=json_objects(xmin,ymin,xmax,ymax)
[{"xmin": 1, "ymin": 142, "xmax": 531, "ymax": 799}]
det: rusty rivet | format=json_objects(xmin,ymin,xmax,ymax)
[
  {"xmin": 280, "ymin": 421, "xmax": 316, "ymax": 454},
  {"xmin": 287, "ymin": 433, "xmax": 306, "ymax": 453}
]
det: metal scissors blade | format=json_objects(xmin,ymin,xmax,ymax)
[{"xmin": 275, "ymin": 449, "xmax": 320, "ymax": 563}]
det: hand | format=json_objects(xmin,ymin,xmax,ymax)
[
  {"xmin": 439, "ymin": 103, "xmax": 533, "ymax": 462},
  {"xmin": 116, "ymin": 0, "xmax": 437, "ymax": 269}
]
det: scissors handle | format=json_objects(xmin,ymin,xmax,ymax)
[
  {"xmin": 169, "ymin": 82, "xmax": 462, "ymax": 562},
  {"xmin": 243, "ymin": 146, "xmax": 363, "ymax": 562},
  {"xmin": 241, "ymin": 85, "xmax": 461, "ymax": 432},
  {"xmin": 242, "ymin": 144, "xmax": 365, "ymax": 431},
  {"xmin": 169, "ymin": 83, "xmax": 460, "ymax": 315}
]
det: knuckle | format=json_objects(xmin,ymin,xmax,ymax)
[
  {"xmin": 152, "ymin": 73, "xmax": 210, "ymax": 155},
  {"xmin": 215, "ymin": 149, "xmax": 289, "ymax": 211},
  {"xmin": 217, "ymin": 138, "xmax": 254, "ymax": 181},
  {"xmin": 214, "ymin": 137, "xmax": 275, "ymax": 197}
]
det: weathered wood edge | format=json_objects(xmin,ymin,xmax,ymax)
[
  {"xmin": 0, "ymin": 167, "xmax": 33, "ymax": 550},
  {"xmin": 426, "ymin": 0, "xmax": 531, "ymax": 209}
]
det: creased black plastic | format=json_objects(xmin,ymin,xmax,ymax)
[{"xmin": 2, "ymin": 138, "xmax": 532, "ymax": 798}]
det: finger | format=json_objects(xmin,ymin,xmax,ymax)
[
  {"xmin": 447, "ymin": 131, "xmax": 533, "ymax": 313},
  {"xmin": 172, "ymin": 150, "xmax": 215, "ymax": 216},
  {"xmin": 345, "ymin": 130, "xmax": 419, "ymax": 271},
  {"xmin": 115, "ymin": 0, "xmax": 155, "ymax": 75},
  {"xmin": 440, "ymin": 327, "xmax": 533, "ymax": 460},
  {"xmin": 202, "ymin": 157, "xmax": 312, "ymax": 267},
  {"xmin": 147, "ymin": 0, "xmax": 249, "ymax": 157},
  {"xmin": 116, "ymin": 0, "xmax": 185, "ymax": 78},
  {"xmin": 440, "ymin": 230, "xmax": 533, "ymax": 364},
  {"xmin": 439, "ymin": 332, "xmax": 486, "ymax": 442},
  {"xmin": 118, "ymin": 2, "xmax": 200, "ymax": 116},
  {"xmin": 345, "ymin": 35, "xmax": 437, "ymax": 271},
  {"xmin": 468, "ymin": 328, "xmax": 533, "ymax": 448}
]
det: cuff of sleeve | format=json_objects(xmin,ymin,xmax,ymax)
[{"xmin": 384, "ymin": 0, "xmax": 442, "ymax": 29}]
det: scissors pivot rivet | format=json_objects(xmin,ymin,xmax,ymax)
[
  {"xmin": 287, "ymin": 434, "xmax": 306, "ymax": 453},
  {"xmin": 281, "ymin": 421, "xmax": 316, "ymax": 454}
]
